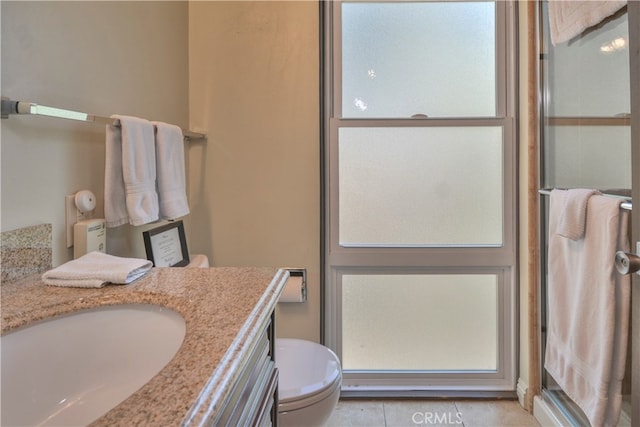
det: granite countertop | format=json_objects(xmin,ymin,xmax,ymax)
[{"xmin": 1, "ymin": 267, "xmax": 288, "ymax": 426}]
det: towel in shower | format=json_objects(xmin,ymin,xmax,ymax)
[
  {"xmin": 42, "ymin": 251, "xmax": 152, "ymax": 288},
  {"xmin": 556, "ymin": 188, "xmax": 600, "ymax": 240},
  {"xmin": 548, "ymin": 0, "xmax": 627, "ymax": 45},
  {"xmin": 545, "ymin": 190, "xmax": 631, "ymax": 427},
  {"xmin": 152, "ymin": 121, "xmax": 190, "ymax": 220},
  {"xmin": 105, "ymin": 115, "xmax": 159, "ymax": 227}
]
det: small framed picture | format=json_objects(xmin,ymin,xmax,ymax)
[{"xmin": 142, "ymin": 221, "xmax": 190, "ymax": 267}]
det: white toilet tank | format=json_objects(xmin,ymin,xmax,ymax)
[{"xmin": 185, "ymin": 254, "xmax": 209, "ymax": 268}]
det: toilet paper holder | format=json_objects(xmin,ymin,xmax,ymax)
[{"xmin": 282, "ymin": 268, "xmax": 307, "ymax": 303}]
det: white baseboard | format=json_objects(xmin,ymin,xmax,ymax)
[{"xmin": 516, "ymin": 377, "xmax": 528, "ymax": 409}]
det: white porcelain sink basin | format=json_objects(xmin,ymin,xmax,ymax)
[{"xmin": 1, "ymin": 304, "xmax": 186, "ymax": 426}]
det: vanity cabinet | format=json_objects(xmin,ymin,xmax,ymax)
[{"xmin": 212, "ymin": 311, "xmax": 279, "ymax": 427}]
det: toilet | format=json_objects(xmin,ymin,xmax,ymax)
[
  {"xmin": 186, "ymin": 256, "xmax": 342, "ymax": 425},
  {"xmin": 276, "ymin": 338, "xmax": 342, "ymax": 427}
]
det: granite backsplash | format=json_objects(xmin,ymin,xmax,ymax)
[{"xmin": 1, "ymin": 224, "xmax": 52, "ymax": 283}]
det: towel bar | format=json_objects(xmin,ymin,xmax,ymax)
[
  {"xmin": 1, "ymin": 98, "xmax": 206, "ymax": 141},
  {"xmin": 539, "ymin": 188, "xmax": 632, "ymax": 211}
]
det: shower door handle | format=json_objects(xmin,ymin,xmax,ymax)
[{"xmin": 615, "ymin": 249, "xmax": 640, "ymax": 275}]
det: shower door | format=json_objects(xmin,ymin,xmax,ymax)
[
  {"xmin": 612, "ymin": 1, "xmax": 639, "ymax": 419},
  {"xmin": 628, "ymin": 1, "xmax": 639, "ymax": 422},
  {"xmin": 539, "ymin": 1, "xmax": 639, "ymax": 423}
]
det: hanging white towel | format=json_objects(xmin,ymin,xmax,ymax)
[
  {"xmin": 104, "ymin": 115, "xmax": 159, "ymax": 227},
  {"xmin": 42, "ymin": 251, "xmax": 152, "ymax": 288},
  {"xmin": 105, "ymin": 122, "xmax": 128, "ymax": 228},
  {"xmin": 545, "ymin": 190, "xmax": 631, "ymax": 427},
  {"xmin": 557, "ymin": 188, "xmax": 600, "ymax": 240},
  {"xmin": 548, "ymin": 0, "xmax": 627, "ymax": 46},
  {"xmin": 152, "ymin": 121, "xmax": 190, "ymax": 220}
]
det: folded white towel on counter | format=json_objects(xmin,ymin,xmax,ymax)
[
  {"xmin": 42, "ymin": 251, "xmax": 153, "ymax": 288},
  {"xmin": 557, "ymin": 188, "xmax": 600, "ymax": 240},
  {"xmin": 105, "ymin": 115, "xmax": 159, "ymax": 227},
  {"xmin": 152, "ymin": 121, "xmax": 190, "ymax": 220},
  {"xmin": 548, "ymin": 0, "xmax": 627, "ymax": 45}
]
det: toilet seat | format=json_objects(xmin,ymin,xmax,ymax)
[{"xmin": 275, "ymin": 338, "xmax": 341, "ymax": 411}]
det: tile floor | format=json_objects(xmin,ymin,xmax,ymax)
[{"xmin": 326, "ymin": 399, "xmax": 541, "ymax": 427}]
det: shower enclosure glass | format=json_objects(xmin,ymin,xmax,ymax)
[
  {"xmin": 539, "ymin": 1, "xmax": 632, "ymax": 424},
  {"xmin": 541, "ymin": 2, "xmax": 631, "ymax": 192}
]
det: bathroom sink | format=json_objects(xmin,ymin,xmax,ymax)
[{"xmin": 1, "ymin": 304, "xmax": 186, "ymax": 426}]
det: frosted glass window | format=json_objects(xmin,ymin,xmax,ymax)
[
  {"xmin": 342, "ymin": 274, "xmax": 498, "ymax": 371},
  {"xmin": 325, "ymin": 0, "xmax": 517, "ymax": 391},
  {"xmin": 338, "ymin": 127, "xmax": 503, "ymax": 246},
  {"xmin": 341, "ymin": 2, "xmax": 496, "ymax": 118}
]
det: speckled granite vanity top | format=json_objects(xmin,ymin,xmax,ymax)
[{"xmin": 1, "ymin": 267, "xmax": 288, "ymax": 426}]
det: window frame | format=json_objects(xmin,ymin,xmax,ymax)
[{"xmin": 322, "ymin": 0, "xmax": 519, "ymax": 395}]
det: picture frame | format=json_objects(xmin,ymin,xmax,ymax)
[{"xmin": 142, "ymin": 221, "xmax": 190, "ymax": 267}]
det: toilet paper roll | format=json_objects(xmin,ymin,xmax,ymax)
[{"xmin": 280, "ymin": 275, "xmax": 305, "ymax": 303}]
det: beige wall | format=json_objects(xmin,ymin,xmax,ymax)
[
  {"xmin": 1, "ymin": 0, "xmax": 534, "ymax": 381},
  {"xmin": 188, "ymin": 1, "xmax": 321, "ymax": 341},
  {"xmin": 1, "ymin": 1, "xmax": 190, "ymax": 266},
  {"xmin": 2, "ymin": 0, "xmax": 321, "ymax": 343}
]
